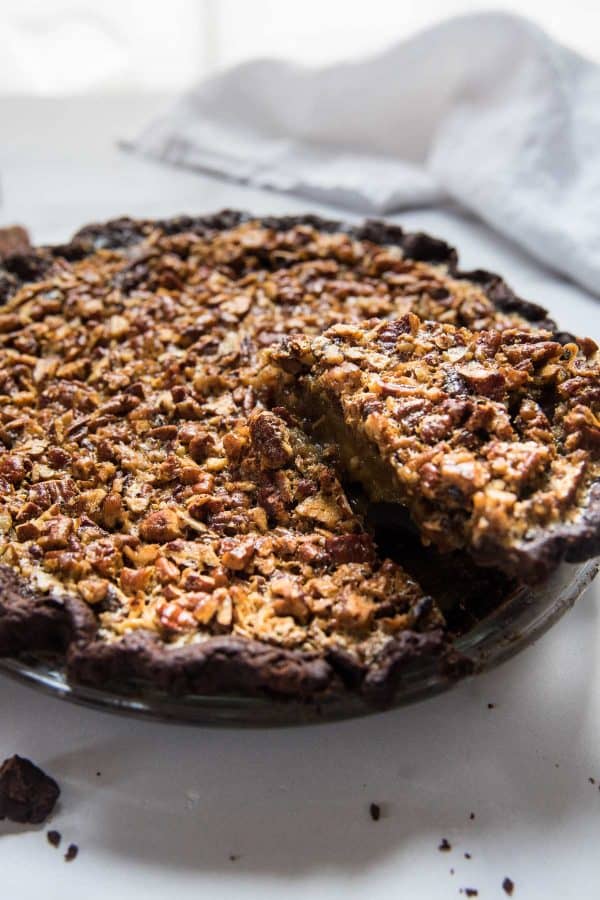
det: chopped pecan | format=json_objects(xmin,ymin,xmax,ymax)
[
  {"xmin": 78, "ymin": 577, "xmax": 109, "ymax": 605},
  {"xmin": 377, "ymin": 314, "xmax": 418, "ymax": 349},
  {"xmin": 99, "ymin": 393, "xmax": 140, "ymax": 417},
  {"xmin": 120, "ymin": 566, "xmax": 153, "ymax": 594},
  {"xmin": 29, "ymin": 478, "xmax": 76, "ymax": 511},
  {"xmin": 178, "ymin": 424, "xmax": 214, "ymax": 462},
  {"xmin": 38, "ymin": 516, "xmax": 73, "ymax": 551},
  {"xmin": 271, "ymin": 578, "xmax": 309, "ymax": 623},
  {"xmin": 139, "ymin": 509, "xmax": 182, "ymax": 543},
  {"xmin": 0, "ymin": 455, "xmax": 30, "ymax": 485},
  {"xmin": 156, "ymin": 600, "xmax": 196, "ymax": 632},
  {"xmin": 215, "ymin": 592, "xmax": 233, "ymax": 626},
  {"xmin": 43, "ymin": 549, "xmax": 91, "ymax": 580},
  {"xmin": 87, "ymin": 538, "xmax": 123, "ymax": 577},
  {"xmin": 46, "ymin": 447, "xmax": 70, "ymax": 468},
  {"xmin": 15, "ymin": 521, "xmax": 40, "ymax": 541},
  {"xmin": 296, "ymin": 493, "xmax": 344, "ymax": 527},
  {"xmin": 188, "ymin": 591, "xmax": 221, "ymax": 625},
  {"xmin": 155, "ymin": 556, "xmax": 180, "ymax": 583},
  {"xmin": 182, "ymin": 571, "xmax": 215, "ymax": 592},
  {"xmin": 220, "ymin": 538, "xmax": 256, "ymax": 571},
  {"xmin": 455, "ymin": 363, "xmax": 506, "ymax": 398},
  {"xmin": 101, "ymin": 492, "xmax": 123, "ymax": 529},
  {"xmin": 179, "ymin": 464, "xmax": 203, "ymax": 485},
  {"xmin": 222, "ymin": 430, "xmax": 248, "ymax": 463},
  {"xmin": 248, "ymin": 410, "xmax": 293, "ymax": 469},
  {"xmin": 334, "ymin": 594, "xmax": 375, "ymax": 631},
  {"xmin": 147, "ymin": 425, "xmax": 178, "ymax": 441}
]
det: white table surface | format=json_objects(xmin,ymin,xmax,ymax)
[{"xmin": 1, "ymin": 95, "xmax": 599, "ymax": 900}]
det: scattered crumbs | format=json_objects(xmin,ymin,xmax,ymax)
[
  {"xmin": 589, "ymin": 777, "xmax": 596, "ymax": 785},
  {"xmin": 469, "ymin": 812, "xmax": 475, "ymax": 821},
  {"xmin": 47, "ymin": 830, "xmax": 61, "ymax": 849},
  {"xmin": 460, "ymin": 889, "xmax": 478, "ymax": 897},
  {"xmin": 64, "ymin": 844, "xmax": 79, "ymax": 863},
  {"xmin": 438, "ymin": 838, "xmax": 452, "ymax": 852},
  {"xmin": 369, "ymin": 802, "xmax": 381, "ymax": 822},
  {"xmin": 503, "ymin": 876, "xmax": 515, "ymax": 896},
  {"xmin": 229, "ymin": 854, "xmax": 240, "ymax": 862},
  {"xmin": 487, "ymin": 703, "xmax": 496, "ymax": 709},
  {"xmin": 0, "ymin": 755, "xmax": 60, "ymax": 825},
  {"xmin": 464, "ymin": 852, "xmax": 472, "ymax": 859}
]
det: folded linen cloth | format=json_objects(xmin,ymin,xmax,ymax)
[{"xmin": 129, "ymin": 12, "xmax": 600, "ymax": 294}]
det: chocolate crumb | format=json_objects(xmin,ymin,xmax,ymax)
[
  {"xmin": 461, "ymin": 890, "xmax": 478, "ymax": 897},
  {"xmin": 96, "ymin": 772, "xmax": 101, "ymax": 777},
  {"xmin": 64, "ymin": 843, "xmax": 79, "ymax": 863},
  {"xmin": 487, "ymin": 703, "xmax": 496, "ymax": 709},
  {"xmin": 229, "ymin": 854, "xmax": 240, "ymax": 862},
  {"xmin": 450, "ymin": 868, "xmax": 455, "ymax": 875},
  {"xmin": 438, "ymin": 838, "xmax": 452, "ymax": 851},
  {"xmin": 469, "ymin": 812, "xmax": 475, "ymax": 820},
  {"xmin": 47, "ymin": 830, "xmax": 61, "ymax": 848},
  {"xmin": 464, "ymin": 852, "xmax": 472, "ymax": 859},
  {"xmin": 0, "ymin": 225, "xmax": 31, "ymax": 257},
  {"xmin": 0, "ymin": 755, "xmax": 60, "ymax": 824},
  {"xmin": 369, "ymin": 802, "xmax": 381, "ymax": 821},
  {"xmin": 502, "ymin": 877, "xmax": 515, "ymax": 896},
  {"xmin": 589, "ymin": 777, "xmax": 595, "ymax": 785}
]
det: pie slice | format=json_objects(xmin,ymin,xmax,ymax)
[{"xmin": 266, "ymin": 314, "xmax": 600, "ymax": 581}]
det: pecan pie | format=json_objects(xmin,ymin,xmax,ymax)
[
  {"xmin": 267, "ymin": 316, "xmax": 600, "ymax": 582},
  {"xmin": 0, "ymin": 211, "xmax": 592, "ymax": 703}
]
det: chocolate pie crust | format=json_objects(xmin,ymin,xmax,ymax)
[{"xmin": 0, "ymin": 211, "xmax": 593, "ymax": 706}]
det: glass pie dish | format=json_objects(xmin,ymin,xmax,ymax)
[{"xmin": 0, "ymin": 558, "xmax": 596, "ymax": 727}]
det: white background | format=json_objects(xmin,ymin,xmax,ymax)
[{"xmin": 1, "ymin": 0, "xmax": 600, "ymax": 93}]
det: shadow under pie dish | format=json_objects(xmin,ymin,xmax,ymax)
[{"xmin": 0, "ymin": 210, "xmax": 597, "ymax": 720}]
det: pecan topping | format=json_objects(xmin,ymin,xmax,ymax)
[{"xmin": 0, "ymin": 214, "xmax": 559, "ymax": 665}]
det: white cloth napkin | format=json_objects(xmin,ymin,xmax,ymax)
[{"xmin": 129, "ymin": 12, "xmax": 600, "ymax": 295}]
